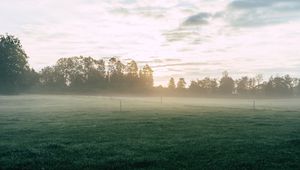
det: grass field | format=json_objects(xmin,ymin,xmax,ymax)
[{"xmin": 0, "ymin": 95, "xmax": 300, "ymax": 169}]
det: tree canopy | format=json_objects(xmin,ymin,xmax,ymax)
[
  {"xmin": 168, "ymin": 78, "xmax": 176, "ymax": 90},
  {"xmin": 0, "ymin": 34, "xmax": 35, "ymax": 93}
]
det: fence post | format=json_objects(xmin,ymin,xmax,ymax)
[
  {"xmin": 160, "ymin": 96, "xmax": 163, "ymax": 104},
  {"xmin": 120, "ymin": 99, "xmax": 122, "ymax": 112}
]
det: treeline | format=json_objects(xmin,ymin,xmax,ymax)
[
  {"xmin": 39, "ymin": 56, "xmax": 153, "ymax": 93},
  {"xmin": 0, "ymin": 34, "xmax": 153, "ymax": 94},
  {"xmin": 160, "ymin": 72, "xmax": 300, "ymax": 97},
  {"xmin": 1, "ymin": 34, "xmax": 300, "ymax": 97}
]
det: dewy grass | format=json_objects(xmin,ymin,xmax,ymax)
[{"xmin": 0, "ymin": 95, "xmax": 300, "ymax": 169}]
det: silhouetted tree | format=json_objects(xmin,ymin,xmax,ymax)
[
  {"xmin": 189, "ymin": 80, "xmax": 199, "ymax": 91},
  {"xmin": 256, "ymin": 74, "xmax": 263, "ymax": 86},
  {"xmin": 125, "ymin": 60, "xmax": 139, "ymax": 88},
  {"xmin": 108, "ymin": 57, "xmax": 125, "ymax": 89},
  {"xmin": 40, "ymin": 56, "xmax": 107, "ymax": 90},
  {"xmin": 0, "ymin": 34, "xmax": 32, "ymax": 93},
  {"xmin": 168, "ymin": 77, "xmax": 176, "ymax": 90},
  {"xmin": 140, "ymin": 64, "xmax": 153, "ymax": 89},
  {"xmin": 55, "ymin": 57, "xmax": 85, "ymax": 88},
  {"xmin": 189, "ymin": 77, "xmax": 218, "ymax": 95},
  {"xmin": 22, "ymin": 68, "xmax": 39, "ymax": 90},
  {"xmin": 296, "ymin": 79, "xmax": 300, "ymax": 96},
  {"xmin": 264, "ymin": 75, "xmax": 294, "ymax": 96},
  {"xmin": 40, "ymin": 66, "xmax": 65, "ymax": 88},
  {"xmin": 219, "ymin": 71, "xmax": 234, "ymax": 95},
  {"xmin": 236, "ymin": 76, "xmax": 250, "ymax": 95},
  {"xmin": 177, "ymin": 78, "xmax": 186, "ymax": 89},
  {"xmin": 283, "ymin": 74, "xmax": 296, "ymax": 95},
  {"xmin": 126, "ymin": 60, "xmax": 138, "ymax": 77},
  {"xmin": 80, "ymin": 57, "xmax": 106, "ymax": 88}
]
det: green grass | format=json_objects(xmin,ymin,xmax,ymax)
[{"xmin": 0, "ymin": 95, "xmax": 300, "ymax": 169}]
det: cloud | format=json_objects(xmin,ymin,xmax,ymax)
[
  {"xmin": 228, "ymin": 0, "xmax": 300, "ymax": 10},
  {"xmin": 114, "ymin": 7, "xmax": 167, "ymax": 18},
  {"xmin": 225, "ymin": 0, "xmax": 300, "ymax": 27},
  {"xmin": 163, "ymin": 27, "xmax": 201, "ymax": 42},
  {"xmin": 182, "ymin": 12, "xmax": 212, "ymax": 26},
  {"xmin": 152, "ymin": 62, "xmax": 220, "ymax": 68},
  {"xmin": 165, "ymin": 58, "xmax": 182, "ymax": 62}
]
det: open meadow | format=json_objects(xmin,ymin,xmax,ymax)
[{"xmin": 0, "ymin": 95, "xmax": 300, "ymax": 169}]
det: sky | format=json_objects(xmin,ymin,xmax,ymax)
[{"xmin": 1, "ymin": 0, "xmax": 300, "ymax": 85}]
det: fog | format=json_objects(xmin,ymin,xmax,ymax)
[{"xmin": 1, "ymin": 95, "xmax": 300, "ymax": 112}]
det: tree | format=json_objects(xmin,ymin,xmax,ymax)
[
  {"xmin": 189, "ymin": 77, "xmax": 218, "ymax": 95},
  {"xmin": 255, "ymin": 74, "xmax": 263, "ymax": 86},
  {"xmin": 125, "ymin": 60, "xmax": 139, "ymax": 88},
  {"xmin": 39, "ymin": 56, "xmax": 107, "ymax": 90},
  {"xmin": 55, "ymin": 57, "xmax": 85, "ymax": 88},
  {"xmin": 168, "ymin": 77, "xmax": 176, "ymax": 90},
  {"xmin": 82, "ymin": 57, "xmax": 106, "ymax": 88},
  {"xmin": 126, "ymin": 60, "xmax": 139, "ymax": 78},
  {"xmin": 250, "ymin": 74, "xmax": 264, "ymax": 95},
  {"xmin": 236, "ymin": 76, "xmax": 250, "ymax": 95},
  {"xmin": 40, "ymin": 66, "xmax": 65, "ymax": 89},
  {"xmin": 283, "ymin": 74, "xmax": 295, "ymax": 95},
  {"xmin": 177, "ymin": 78, "xmax": 186, "ymax": 89},
  {"xmin": 219, "ymin": 71, "xmax": 234, "ymax": 95},
  {"xmin": 189, "ymin": 80, "xmax": 199, "ymax": 92},
  {"xmin": 22, "ymin": 68, "xmax": 39, "ymax": 89},
  {"xmin": 296, "ymin": 79, "xmax": 300, "ymax": 96},
  {"xmin": 0, "ymin": 34, "xmax": 30, "ymax": 93},
  {"xmin": 107, "ymin": 57, "xmax": 125, "ymax": 88},
  {"xmin": 140, "ymin": 64, "xmax": 153, "ymax": 89},
  {"xmin": 264, "ymin": 75, "xmax": 292, "ymax": 96},
  {"xmin": 40, "ymin": 66, "xmax": 56, "ymax": 87},
  {"xmin": 200, "ymin": 77, "xmax": 218, "ymax": 94}
]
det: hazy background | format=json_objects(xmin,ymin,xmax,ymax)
[{"xmin": 1, "ymin": 0, "xmax": 300, "ymax": 85}]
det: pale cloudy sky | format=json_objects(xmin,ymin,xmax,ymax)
[{"xmin": 1, "ymin": 0, "xmax": 300, "ymax": 85}]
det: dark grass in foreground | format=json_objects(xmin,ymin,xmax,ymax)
[{"xmin": 0, "ymin": 96, "xmax": 300, "ymax": 169}]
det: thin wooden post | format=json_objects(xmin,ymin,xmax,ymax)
[
  {"xmin": 119, "ymin": 99, "xmax": 122, "ymax": 112},
  {"xmin": 252, "ymin": 89, "xmax": 256, "ymax": 111},
  {"xmin": 160, "ymin": 96, "xmax": 163, "ymax": 104}
]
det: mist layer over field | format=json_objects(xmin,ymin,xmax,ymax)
[
  {"xmin": 1, "ymin": 95, "xmax": 300, "ymax": 112},
  {"xmin": 1, "ymin": 95, "xmax": 300, "ymax": 169}
]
